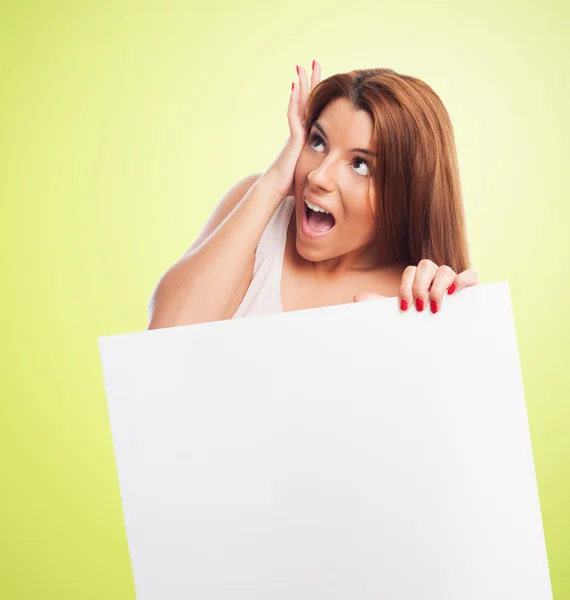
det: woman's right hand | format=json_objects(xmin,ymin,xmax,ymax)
[{"xmin": 261, "ymin": 61, "xmax": 322, "ymax": 199}]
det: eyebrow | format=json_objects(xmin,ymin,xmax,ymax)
[{"xmin": 313, "ymin": 121, "xmax": 378, "ymax": 157}]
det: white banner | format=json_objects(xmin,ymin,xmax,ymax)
[{"xmin": 98, "ymin": 281, "xmax": 552, "ymax": 599}]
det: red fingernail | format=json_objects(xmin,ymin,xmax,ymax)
[
  {"xmin": 448, "ymin": 283, "xmax": 456, "ymax": 295},
  {"xmin": 416, "ymin": 298, "xmax": 424, "ymax": 311},
  {"xmin": 296, "ymin": 65, "xmax": 299, "ymax": 75},
  {"xmin": 431, "ymin": 300, "xmax": 438, "ymax": 313},
  {"xmin": 312, "ymin": 60, "xmax": 315, "ymax": 70},
  {"xmin": 292, "ymin": 82, "xmax": 294, "ymax": 91},
  {"xmin": 400, "ymin": 298, "xmax": 408, "ymax": 311}
]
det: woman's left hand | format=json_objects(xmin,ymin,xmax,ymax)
[{"xmin": 353, "ymin": 259, "xmax": 479, "ymax": 313}]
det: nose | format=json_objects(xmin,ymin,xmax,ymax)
[{"xmin": 307, "ymin": 154, "xmax": 337, "ymax": 192}]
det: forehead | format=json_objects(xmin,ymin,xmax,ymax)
[{"xmin": 316, "ymin": 98, "xmax": 374, "ymax": 143}]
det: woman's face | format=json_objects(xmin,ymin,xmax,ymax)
[{"xmin": 294, "ymin": 97, "xmax": 379, "ymax": 266}]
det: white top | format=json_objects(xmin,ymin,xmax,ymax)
[{"xmin": 232, "ymin": 195, "xmax": 296, "ymax": 319}]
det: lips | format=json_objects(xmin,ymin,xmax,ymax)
[
  {"xmin": 304, "ymin": 192, "xmax": 335, "ymax": 221},
  {"xmin": 301, "ymin": 194, "xmax": 336, "ymax": 238}
]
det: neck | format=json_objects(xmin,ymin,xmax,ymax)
[{"xmin": 308, "ymin": 243, "xmax": 381, "ymax": 278}]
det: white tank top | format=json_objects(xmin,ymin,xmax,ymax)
[{"xmin": 232, "ymin": 195, "xmax": 296, "ymax": 319}]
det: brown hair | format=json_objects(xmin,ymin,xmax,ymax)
[{"xmin": 305, "ymin": 68, "xmax": 471, "ymax": 273}]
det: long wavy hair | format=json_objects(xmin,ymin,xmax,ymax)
[{"xmin": 305, "ymin": 68, "xmax": 471, "ymax": 273}]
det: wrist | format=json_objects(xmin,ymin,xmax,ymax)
[{"xmin": 256, "ymin": 174, "xmax": 291, "ymax": 203}]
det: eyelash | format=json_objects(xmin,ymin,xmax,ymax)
[{"xmin": 308, "ymin": 133, "xmax": 373, "ymax": 176}]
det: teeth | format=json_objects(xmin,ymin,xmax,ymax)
[{"xmin": 304, "ymin": 198, "xmax": 330, "ymax": 214}]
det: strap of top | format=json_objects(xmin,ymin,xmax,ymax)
[
  {"xmin": 231, "ymin": 195, "xmax": 295, "ymax": 319},
  {"xmin": 254, "ymin": 195, "xmax": 295, "ymax": 273}
]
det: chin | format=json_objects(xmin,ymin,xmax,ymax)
[{"xmin": 295, "ymin": 238, "xmax": 329, "ymax": 263}]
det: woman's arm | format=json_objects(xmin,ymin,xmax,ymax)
[
  {"xmin": 147, "ymin": 173, "xmax": 286, "ymax": 329},
  {"xmin": 147, "ymin": 62, "xmax": 317, "ymax": 329}
]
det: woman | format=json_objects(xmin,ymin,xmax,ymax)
[{"xmin": 147, "ymin": 62, "xmax": 478, "ymax": 329}]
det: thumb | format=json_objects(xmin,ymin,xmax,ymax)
[{"xmin": 353, "ymin": 292, "xmax": 385, "ymax": 302}]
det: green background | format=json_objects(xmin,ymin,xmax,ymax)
[{"xmin": 1, "ymin": 0, "xmax": 568, "ymax": 598}]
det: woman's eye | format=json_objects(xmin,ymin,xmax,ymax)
[
  {"xmin": 308, "ymin": 133, "xmax": 371, "ymax": 177},
  {"xmin": 352, "ymin": 158, "xmax": 370, "ymax": 176},
  {"xmin": 308, "ymin": 133, "xmax": 325, "ymax": 152}
]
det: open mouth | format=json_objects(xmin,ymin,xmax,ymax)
[{"xmin": 303, "ymin": 197, "xmax": 336, "ymax": 236}]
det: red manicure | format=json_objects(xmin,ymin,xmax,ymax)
[
  {"xmin": 296, "ymin": 65, "xmax": 299, "ymax": 75},
  {"xmin": 312, "ymin": 60, "xmax": 315, "ymax": 70},
  {"xmin": 400, "ymin": 298, "xmax": 408, "ymax": 311},
  {"xmin": 431, "ymin": 300, "xmax": 438, "ymax": 313},
  {"xmin": 416, "ymin": 298, "xmax": 424, "ymax": 311},
  {"xmin": 292, "ymin": 82, "xmax": 294, "ymax": 91},
  {"xmin": 447, "ymin": 283, "xmax": 456, "ymax": 295}
]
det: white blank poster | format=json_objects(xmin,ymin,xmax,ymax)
[{"xmin": 98, "ymin": 282, "xmax": 552, "ymax": 600}]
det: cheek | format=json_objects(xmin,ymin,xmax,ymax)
[
  {"xmin": 350, "ymin": 195, "xmax": 377, "ymax": 225},
  {"xmin": 342, "ymin": 197, "xmax": 378, "ymax": 242}
]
